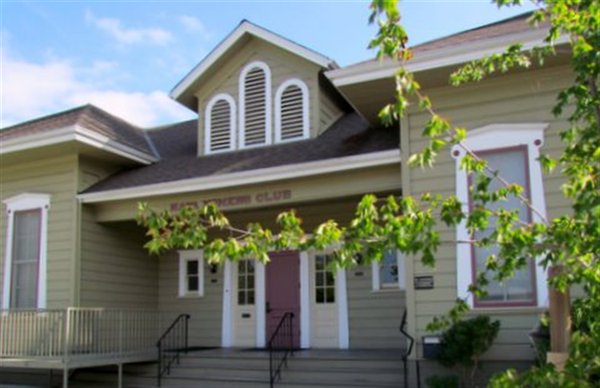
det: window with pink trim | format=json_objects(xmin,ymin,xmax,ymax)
[{"xmin": 470, "ymin": 146, "xmax": 537, "ymax": 307}]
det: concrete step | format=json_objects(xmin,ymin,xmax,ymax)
[{"xmin": 68, "ymin": 349, "xmax": 407, "ymax": 388}]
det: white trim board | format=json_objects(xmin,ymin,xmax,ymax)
[
  {"xmin": 328, "ymin": 30, "xmax": 569, "ymax": 87},
  {"xmin": 0, "ymin": 125, "xmax": 156, "ymax": 165},
  {"xmin": 78, "ymin": 149, "xmax": 401, "ymax": 203},
  {"xmin": 171, "ymin": 20, "xmax": 335, "ymax": 101}
]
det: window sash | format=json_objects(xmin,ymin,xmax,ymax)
[
  {"xmin": 10, "ymin": 209, "xmax": 42, "ymax": 308},
  {"xmin": 469, "ymin": 146, "xmax": 537, "ymax": 307}
]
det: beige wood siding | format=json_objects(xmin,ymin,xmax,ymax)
[
  {"xmin": 402, "ymin": 64, "xmax": 572, "ymax": 360},
  {"xmin": 0, "ymin": 155, "xmax": 78, "ymax": 308},
  {"xmin": 158, "ymin": 251, "xmax": 223, "ymax": 347},
  {"xmin": 347, "ymin": 264, "xmax": 406, "ymax": 349},
  {"xmin": 78, "ymin": 212, "xmax": 158, "ymax": 309},
  {"xmin": 319, "ymin": 89, "xmax": 344, "ymax": 134},
  {"xmin": 92, "ymin": 164, "xmax": 402, "ymax": 223}
]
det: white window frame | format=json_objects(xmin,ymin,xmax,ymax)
[
  {"xmin": 274, "ymin": 78, "xmax": 310, "ymax": 143},
  {"xmin": 2, "ymin": 193, "xmax": 50, "ymax": 309},
  {"xmin": 451, "ymin": 123, "xmax": 549, "ymax": 308},
  {"xmin": 178, "ymin": 250, "xmax": 204, "ymax": 297},
  {"xmin": 238, "ymin": 60, "xmax": 272, "ymax": 149},
  {"xmin": 372, "ymin": 249, "xmax": 406, "ymax": 291},
  {"xmin": 204, "ymin": 93, "xmax": 237, "ymax": 154}
]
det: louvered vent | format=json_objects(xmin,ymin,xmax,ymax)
[
  {"xmin": 279, "ymin": 85, "xmax": 305, "ymax": 141},
  {"xmin": 209, "ymin": 99, "xmax": 233, "ymax": 152},
  {"xmin": 243, "ymin": 68, "xmax": 267, "ymax": 146}
]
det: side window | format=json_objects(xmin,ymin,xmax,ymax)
[
  {"xmin": 275, "ymin": 79, "xmax": 309, "ymax": 143},
  {"xmin": 2, "ymin": 193, "xmax": 50, "ymax": 309},
  {"xmin": 470, "ymin": 147, "xmax": 535, "ymax": 306},
  {"xmin": 178, "ymin": 250, "xmax": 204, "ymax": 297},
  {"xmin": 205, "ymin": 94, "xmax": 236, "ymax": 154},
  {"xmin": 372, "ymin": 249, "xmax": 405, "ymax": 291},
  {"xmin": 239, "ymin": 61, "xmax": 271, "ymax": 148},
  {"xmin": 452, "ymin": 124, "xmax": 549, "ymax": 308},
  {"xmin": 237, "ymin": 260, "xmax": 255, "ymax": 305},
  {"xmin": 315, "ymin": 254, "xmax": 335, "ymax": 304}
]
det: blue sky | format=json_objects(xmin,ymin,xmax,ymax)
[{"xmin": 1, "ymin": 1, "xmax": 537, "ymax": 128}]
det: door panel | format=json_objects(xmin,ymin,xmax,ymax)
[{"xmin": 266, "ymin": 251, "xmax": 300, "ymax": 348}]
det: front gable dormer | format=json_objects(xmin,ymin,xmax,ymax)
[{"xmin": 170, "ymin": 20, "xmax": 346, "ymax": 157}]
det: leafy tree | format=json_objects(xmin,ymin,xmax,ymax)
[{"xmin": 139, "ymin": 0, "xmax": 599, "ymax": 385}]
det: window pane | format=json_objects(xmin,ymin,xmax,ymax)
[
  {"xmin": 238, "ymin": 275, "xmax": 246, "ymax": 289},
  {"xmin": 316, "ymin": 272, "xmax": 324, "ymax": 287},
  {"xmin": 247, "ymin": 291, "xmax": 255, "ymax": 305},
  {"xmin": 316, "ymin": 288, "xmax": 324, "ymax": 303},
  {"xmin": 187, "ymin": 260, "xmax": 198, "ymax": 275},
  {"xmin": 315, "ymin": 256, "xmax": 324, "ymax": 270},
  {"xmin": 11, "ymin": 210, "xmax": 41, "ymax": 308},
  {"xmin": 238, "ymin": 291, "xmax": 246, "ymax": 305},
  {"xmin": 325, "ymin": 271, "xmax": 334, "ymax": 286},
  {"xmin": 326, "ymin": 287, "xmax": 335, "ymax": 303},
  {"xmin": 188, "ymin": 276, "xmax": 198, "ymax": 291},
  {"xmin": 473, "ymin": 147, "xmax": 534, "ymax": 304}
]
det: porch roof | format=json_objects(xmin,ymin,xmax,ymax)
[{"xmin": 81, "ymin": 112, "xmax": 399, "ymax": 196}]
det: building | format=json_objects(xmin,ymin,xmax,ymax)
[{"xmin": 0, "ymin": 12, "xmax": 570, "ymax": 387}]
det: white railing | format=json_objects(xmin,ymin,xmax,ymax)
[{"xmin": 0, "ymin": 308, "xmax": 161, "ymax": 363}]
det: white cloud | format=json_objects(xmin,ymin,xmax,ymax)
[
  {"xmin": 85, "ymin": 10, "xmax": 172, "ymax": 45},
  {"xmin": 1, "ymin": 50, "xmax": 194, "ymax": 128}
]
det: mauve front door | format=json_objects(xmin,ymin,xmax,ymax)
[{"xmin": 265, "ymin": 251, "xmax": 300, "ymax": 348}]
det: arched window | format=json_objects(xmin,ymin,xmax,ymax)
[
  {"xmin": 275, "ymin": 79, "xmax": 309, "ymax": 143},
  {"xmin": 239, "ymin": 61, "xmax": 272, "ymax": 148},
  {"xmin": 204, "ymin": 93, "xmax": 236, "ymax": 154}
]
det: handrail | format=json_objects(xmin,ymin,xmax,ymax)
[
  {"xmin": 156, "ymin": 314, "xmax": 190, "ymax": 387},
  {"xmin": 268, "ymin": 312, "xmax": 294, "ymax": 388},
  {"xmin": 399, "ymin": 309, "xmax": 415, "ymax": 388}
]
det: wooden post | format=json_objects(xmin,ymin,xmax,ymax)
[{"xmin": 547, "ymin": 265, "xmax": 571, "ymax": 371}]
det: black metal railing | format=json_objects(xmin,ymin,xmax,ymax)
[
  {"xmin": 157, "ymin": 314, "xmax": 190, "ymax": 387},
  {"xmin": 399, "ymin": 309, "xmax": 415, "ymax": 388},
  {"xmin": 268, "ymin": 312, "xmax": 295, "ymax": 388}
]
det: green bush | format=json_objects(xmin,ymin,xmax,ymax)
[{"xmin": 436, "ymin": 316, "xmax": 500, "ymax": 388}]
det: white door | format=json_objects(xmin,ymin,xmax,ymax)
[{"xmin": 310, "ymin": 253, "xmax": 338, "ymax": 348}]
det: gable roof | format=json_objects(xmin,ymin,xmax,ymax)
[
  {"xmin": 0, "ymin": 105, "xmax": 158, "ymax": 164},
  {"xmin": 79, "ymin": 113, "xmax": 399, "ymax": 202},
  {"xmin": 327, "ymin": 11, "xmax": 562, "ymax": 86},
  {"xmin": 171, "ymin": 20, "xmax": 338, "ymax": 108}
]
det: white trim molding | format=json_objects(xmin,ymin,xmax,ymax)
[
  {"xmin": 336, "ymin": 267, "xmax": 349, "ymax": 349},
  {"xmin": 204, "ymin": 93, "xmax": 237, "ymax": 154},
  {"xmin": 2, "ymin": 193, "xmax": 51, "ymax": 309},
  {"xmin": 171, "ymin": 20, "xmax": 335, "ymax": 102},
  {"xmin": 275, "ymin": 78, "xmax": 310, "ymax": 143},
  {"xmin": 178, "ymin": 250, "xmax": 204, "ymax": 297},
  {"xmin": 327, "ymin": 29, "xmax": 568, "ymax": 87},
  {"xmin": 451, "ymin": 123, "xmax": 549, "ymax": 308},
  {"xmin": 78, "ymin": 149, "xmax": 401, "ymax": 203},
  {"xmin": 299, "ymin": 251, "xmax": 311, "ymax": 348},
  {"xmin": 239, "ymin": 61, "xmax": 272, "ymax": 149},
  {"xmin": 372, "ymin": 249, "xmax": 406, "ymax": 291}
]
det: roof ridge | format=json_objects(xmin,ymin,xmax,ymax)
[{"xmin": 1, "ymin": 104, "xmax": 90, "ymax": 132}]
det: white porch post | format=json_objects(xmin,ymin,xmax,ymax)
[
  {"xmin": 255, "ymin": 261, "xmax": 266, "ymax": 348},
  {"xmin": 300, "ymin": 252, "xmax": 311, "ymax": 349},
  {"xmin": 221, "ymin": 260, "xmax": 233, "ymax": 347},
  {"xmin": 337, "ymin": 268, "xmax": 349, "ymax": 349}
]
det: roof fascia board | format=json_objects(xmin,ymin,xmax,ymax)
[
  {"xmin": 0, "ymin": 125, "xmax": 156, "ymax": 165},
  {"xmin": 73, "ymin": 125, "xmax": 157, "ymax": 164},
  {"xmin": 171, "ymin": 21, "xmax": 334, "ymax": 100},
  {"xmin": 78, "ymin": 149, "xmax": 401, "ymax": 203},
  {"xmin": 329, "ymin": 29, "xmax": 567, "ymax": 86}
]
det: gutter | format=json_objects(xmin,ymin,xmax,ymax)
[
  {"xmin": 327, "ymin": 28, "xmax": 568, "ymax": 87},
  {"xmin": 0, "ymin": 125, "xmax": 157, "ymax": 165}
]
